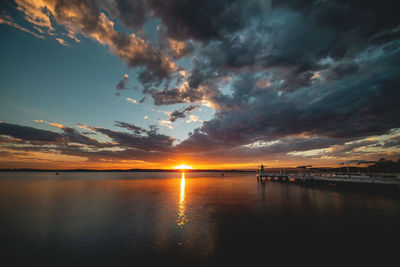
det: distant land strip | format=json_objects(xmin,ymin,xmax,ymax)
[{"xmin": 0, "ymin": 168, "xmax": 255, "ymax": 172}]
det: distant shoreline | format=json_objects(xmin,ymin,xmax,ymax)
[
  {"xmin": 0, "ymin": 168, "xmax": 254, "ymax": 173},
  {"xmin": 1, "ymin": 167, "xmax": 399, "ymax": 175}
]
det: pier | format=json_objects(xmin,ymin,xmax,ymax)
[{"xmin": 256, "ymin": 171, "xmax": 400, "ymax": 190}]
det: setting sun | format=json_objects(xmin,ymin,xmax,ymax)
[{"xmin": 173, "ymin": 164, "xmax": 193, "ymax": 170}]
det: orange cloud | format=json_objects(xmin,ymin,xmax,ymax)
[
  {"xmin": 34, "ymin": 120, "xmax": 66, "ymax": 129},
  {"xmin": 13, "ymin": 0, "xmax": 176, "ymax": 78},
  {"xmin": 15, "ymin": 0, "xmax": 55, "ymax": 32},
  {"xmin": 126, "ymin": 98, "xmax": 137, "ymax": 104},
  {"xmin": 255, "ymin": 79, "xmax": 272, "ymax": 88},
  {"xmin": 0, "ymin": 13, "xmax": 45, "ymax": 39}
]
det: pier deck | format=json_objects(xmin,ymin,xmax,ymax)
[{"xmin": 256, "ymin": 172, "xmax": 400, "ymax": 189}]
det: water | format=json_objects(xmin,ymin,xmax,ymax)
[{"xmin": 0, "ymin": 172, "xmax": 399, "ymax": 266}]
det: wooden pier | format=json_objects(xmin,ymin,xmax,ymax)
[{"xmin": 256, "ymin": 172, "xmax": 400, "ymax": 191}]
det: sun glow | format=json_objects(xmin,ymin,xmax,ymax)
[{"xmin": 173, "ymin": 164, "xmax": 193, "ymax": 170}]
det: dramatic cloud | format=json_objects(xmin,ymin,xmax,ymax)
[
  {"xmin": 0, "ymin": 121, "xmax": 110, "ymax": 149},
  {"xmin": 13, "ymin": 0, "xmax": 176, "ymax": 80},
  {"xmin": 101, "ymin": 0, "xmax": 149, "ymax": 32},
  {"xmin": 161, "ymin": 0, "xmax": 400, "ymax": 159},
  {"xmin": 0, "ymin": 122, "xmax": 63, "ymax": 143},
  {"xmin": 2, "ymin": 0, "xmax": 400, "ymax": 168},
  {"xmin": 146, "ymin": 0, "xmax": 263, "ymax": 42},
  {"xmin": 1, "ymin": 120, "xmax": 399, "ymax": 168},
  {"xmin": 33, "ymin": 120, "xmax": 114, "ymax": 148},
  {"xmin": 0, "ymin": 121, "xmax": 176, "ymax": 164},
  {"xmin": 157, "ymin": 27, "xmax": 195, "ymax": 59},
  {"xmin": 168, "ymin": 105, "xmax": 199, "ymax": 122},
  {"xmin": 91, "ymin": 124, "xmax": 175, "ymax": 152}
]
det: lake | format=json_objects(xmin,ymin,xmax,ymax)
[{"xmin": 0, "ymin": 172, "xmax": 399, "ymax": 266}]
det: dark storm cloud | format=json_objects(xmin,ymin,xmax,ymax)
[
  {"xmin": 91, "ymin": 126, "xmax": 174, "ymax": 152},
  {"xmin": 271, "ymin": 0, "xmax": 400, "ymax": 51},
  {"xmin": 0, "ymin": 122, "xmax": 63, "ymax": 143},
  {"xmin": 166, "ymin": 0, "xmax": 400, "ymax": 94},
  {"xmin": 103, "ymin": 0, "xmax": 264, "ymax": 42},
  {"xmin": 0, "ymin": 121, "xmax": 175, "ymax": 162},
  {"xmin": 162, "ymin": 0, "xmax": 400, "ymax": 154},
  {"xmin": 146, "ymin": 0, "xmax": 263, "ymax": 42},
  {"xmin": 148, "ymin": 88, "xmax": 185, "ymax": 105},
  {"xmin": 0, "ymin": 122, "xmax": 114, "ymax": 148},
  {"xmin": 168, "ymin": 105, "xmax": 199, "ymax": 122},
  {"xmin": 179, "ymin": 49, "xmax": 400, "ymax": 150},
  {"xmin": 322, "ymin": 62, "xmax": 359, "ymax": 81},
  {"xmin": 6, "ymin": 0, "xmax": 400, "ymax": 165},
  {"xmin": 60, "ymin": 126, "xmax": 113, "ymax": 148}
]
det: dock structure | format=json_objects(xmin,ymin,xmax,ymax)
[{"xmin": 256, "ymin": 170, "xmax": 400, "ymax": 191}]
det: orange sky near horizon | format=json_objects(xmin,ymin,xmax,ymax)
[{"xmin": 0, "ymin": 149, "xmax": 387, "ymax": 170}]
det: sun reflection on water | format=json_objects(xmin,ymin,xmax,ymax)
[{"xmin": 177, "ymin": 172, "xmax": 186, "ymax": 227}]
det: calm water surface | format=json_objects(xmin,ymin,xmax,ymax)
[{"xmin": 0, "ymin": 172, "xmax": 399, "ymax": 266}]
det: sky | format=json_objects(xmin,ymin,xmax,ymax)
[{"xmin": 0, "ymin": 0, "xmax": 400, "ymax": 169}]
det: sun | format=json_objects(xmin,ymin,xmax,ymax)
[{"xmin": 173, "ymin": 164, "xmax": 193, "ymax": 170}]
